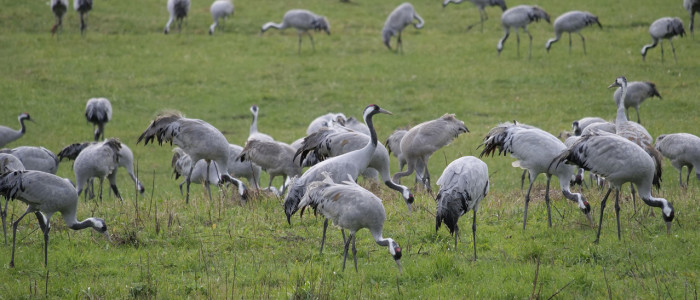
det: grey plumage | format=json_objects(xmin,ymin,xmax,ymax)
[
  {"xmin": 442, "ymin": 0, "xmax": 507, "ymax": 32},
  {"xmin": 51, "ymin": 0, "xmax": 68, "ymax": 36},
  {"xmin": 572, "ymin": 117, "xmax": 606, "ymax": 136},
  {"xmin": 480, "ymin": 121, "xmax": 592, "ymax": 229},
  {"xmin": 545, "ymin": 11, "xmax": 602, "ymax": 54},
  {"xmin": 0, "ymin": 146, "xmax": 59, "ymax": 174},
  {"xmin": 299, "ymin": 173, "xmax": 402, "ymax": 272},
  {"xmin": 385, "ymin": 128, "xmax": 408, "ymax": 172},
  {"xmin": 85, "ymin": 98, "xmax": 112, "ymax": 141},
  {"xmin": 641, "ymin": 17, "xmax": 685, "ymax": 62},
  {"xmin": 209, "ymin": 0, "xmax": 234, "ymax": 35},
  {"xmin": 260, "ymin": 9, "xmax": 330, "ymax": 54},
  {"xmin": 74, "ymin": 0, "xmax": 92, "ymax": 35},
  {"xmin": 435, "ymin": 156, "xmax": 489, "ymax": 259},
  {"xmin": 0, "ymin": 154, "xmax": 25, "ymax": 244},
  {"xmin": 343, "ymin": 117, "xmax": 370, "ymax": 135},
  {"xmin": 306, "ymin": 113, "xmax": 346, "ymax": 135},
  {"xmin": 0, "ymin": 170, "xmax": 109, "ymax": 268},
  {"xmin": 382, "ymin": 2, "xmax": 425, "ymax": 52},
  {"xmin": 137, "ymin": 111, "xmax": 248, "ymax": 202},
  {"xmin": 392, "ymin": 114, "xmax": 468, "ymax": 192},
  {"xmin": 686, "ymin": 0, "xmax": 700, "ymax": 36},
  {"xmin": 612, "ymin": 81, "xmax": 662, "ymax": 124},
  {"xmin": 248, "ymin": 105, "xmax": 274, "ymax": 142},
  {"xmin": 655, "ymin": 133, "xmax": 700, "ymax": 187},
  {"xmin": 497, "ymin": 5, "xmax": 550, "ymax": 59},
  {"xmin": 164, "ymin": 0, "xmax": 190, "ymax": 34},
  {"xmin": 0, "ymin": 113, "xmax": 32, "ymax": 149},
  {"xmin": 237, "ymin": 139, "xmax": 301, "ymax": 194},
  {"xmin": 58, "ymin": 139, "xmax": 129, "ymax": 201}
]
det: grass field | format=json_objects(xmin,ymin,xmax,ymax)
[{"xmin": 1, "ymin": 0, "xmax": 699, "ymax": 298}]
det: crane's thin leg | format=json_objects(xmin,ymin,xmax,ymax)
[
  {"xmin": 520, "ymin": 170, "xmax": 529, "ymax": 191},
  {"xmin": 35, "ymin": 212, "xmax": 49, "ymax": 267},
  {"xmin": 630, "ymin": 183, "xmax": 637, "ymax": 213},
  {"xmin": 320, "ymin": 218, "xmax": 329, "ymax": 255},
  {"xmin": 525, "ymin": 28, "xmax": 533, "ymax": 60},
  {"xmin": 578, "ymin": 32, "xmax": 586, "ymax": 55},
  {"xmin": 108, "ymin": 172, "xmax": 123, "ymax": 202},
  {"xmin": 352, "ymin": 236, "xmax": 358, "ymax": 272},
  {"xmin": 594, "ymin": 188, "xmax": 613, "ymax": 244},
  {"xmin": 397, "ymin": 31, "xmax": 403, "ymax": 54},
  {"xmin": 297, "ymin": 31, "xmax": 303, "ymax": 54},
  {"xmin": 660, "ymin": 40, "xmax": 665, "ymax": 63},
  {"xmin": 669, "ymin": 39, "xmax": 678, "ymax": 63},
  {"xmin": 204, "ymin": 162, "xmax": 213, "ymax": 203},
  {"xmin": 98, "ymin": 177, "xmax": 104, "ymax": 202},
  {"xmin": 80, "ymin": 13, "xmax": 86, "ymax": 36},
  {"xmin": 10, "ymin": 208, "xmax": 32, "ymax": 268},
  {"xmin": 523, "ymin": 174, "xmax": 536, "ymax": 230},
  {"xmin": 568, "ymin": 32, "xmax": 572, "ymax": 54},
  {"xmin": 515, "ymin": 30, "xmax": 521, "ymax": 58},
  {"xmin": 308, "ymin": 32, "xmax": 315, "ymax": 52},
  {"xmin": 686, "ymin": 166, "xmax": 693, "ymax": 187},
  {"xmin": 635, "ymin": 108, "xmax": 641, "ymax": 124},
  {"xmin": 342, "ymin": 233, "xmax": 354, "ymax": 271},
  {"xmin": 614, "ymin": 190, "xmax": 621, "ymax": 241},
  {"xmin": 1, "ymin": 199, "xmax": 6, "ymax": 245},
  {"xmin": 544, "ymin": 175, "xmax": 552, "ymax": 228},
  {"xmin": 179, "ymin": 181, "xmax": 185, "ymax": 196},
  {"xmin": 472, "ymin": 209, "xmax": 477, "ymax": 260},
  {"xmin": 185, "ymin": 165, "xmax": 195, "ymax": 204}
]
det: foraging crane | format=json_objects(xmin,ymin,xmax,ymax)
[
  {"xmin": 58, "ymin": 139, "xmax": 125, "ymax": 201},
  {"xmin": 655, "ymin": 133, "xmax": 700, "ymax": 187},
  {"xmin": 137, "ymin": 112, "xmax": 248, "ymax": 203},
  {"xmin": 497, "ymin": 5, "xmax": 550, "ymax": 58},
  {"xmin": 392, "ymin": 114, "xmax": 468, "ymax": 192},
  {"xmin": 480, "ymin": 122, "xmax": 592, "ymax": 229},
  {"xmin": 641, "ymin": 17, "xmax": 685, "ymax": 62},
  {"xmin": 85, "ymin": 97, "xmax": 112, "ymax": 141},
  {"xmin": 435, "ymin": 156, "xmax": 489, "ymax": 259},
  {"xmin": 553, "ymin": 131, "xmax": 674, "ymax": 242},
  {"xmin": 442, "ymin": 0, "xmax": 507, "ymax": 32},
  {"xmin": 0, "ymin": 113, "xmax": 33, "ymax": 149},
  {"xmin": 0, "ymin": 170, "xmax": 109, "ymax": 268},
  {"xmin": 0, "ymin": 154, "xmax": 24, "ymax": 244},
  {"xmin": 572, "ymin": 117, "xmax": 606, "ymax": 136},
  {"xmin": 209, "ymin": 0, "xmax": 234, "ymax": 35},
  {"xmin": 237, "ymin": 139, "xmax": 301, "ymax": 194},
  {"xmin": 686, "ymin": 0, "xmax": 700, "ymax": 36},
  {"xmin": 545, "ymin": 11, "xmax": 602, "ymax": 54},
  {"xmin": 260, "ymin": 9, "xmax": 330, "ymax": 54},
  {"xmin": 228, "ymin": 144, "xmax": 261, "ymax": 190},
  {"xmin": 284, "ymin": 105, "xmax": 413, "ymax": 223},
  {"xmin": 74, "ymin": 0, "xmax": 92, "ymax": 35},
  {"xmin": 0, "ymin": 146, "xmax": 59, "ymax": 174},
  {"xmin": 307, "ymin": 113, "xmax": 346, "ymax": 135},
  {"xmin": 248, "ymin": 105, "xmax": 274, "ymax": 142},
  {"xmin": 612, "ymin": 81, "xmax": 662, "ymax": 124},
  {"xmin": 382, "ymin": 2, "xmax": 425, "ymax": 52},
  {"xmin": 164, "ymin": 0, "xmax": 190, "ymax": 34},
  {"xmin": 51, "ymin": 0, "xmax": 68, "ymax": 36},
  {"xmin": 299, "ymin": 173, "xmax": 402, "ymax": 272}
]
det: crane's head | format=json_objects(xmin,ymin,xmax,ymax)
[
  {"xmin": 608, "ymin": 76, "xmax": 627, "ymax": 89},
  {"xmin": 86, "ymin": 217, "xmax": 110, "ymax": 241},
  {"xmin": 19, "ymin": 112, "xmax": 33, "ymax": 122},
  {"xmin": 363, "ymin": 104, "xmax": 393, "ymax": 120},
  {"xmin": 662, "ymin": 201, "xmax": 674, "ymax": 234},
  {"xmin": 250, "ymin": 105, "xmax": 259, "ymax": 115},
  {"xmin": 311, "ymin": 17, "xmax": 330, "ymax": 35},
  {"xmin": 387, "ymin": 238, "xmax": 403, "ymax": 272}
]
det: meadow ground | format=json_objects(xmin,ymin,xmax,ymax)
[{"xmin": 1, "ymin": 0, "xmax": 699, "ymax": 298}]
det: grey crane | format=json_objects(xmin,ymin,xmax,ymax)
[
  {"xmin": 435, "ymin": 156, "xmax": 489, "ymax": 259},
  {"xmin": 248, "ymin": 105, "xmax": 274, "ymax": 142},
  {"xmin": 392, "ymin": 114, "xmax": 469, "ymax": 192},
  {"xmin": 612, "ymin": 81, "xmax": 662, "ymax": 124},
  {"xmin": 655, "ymin": 133, "xmax": 700, "ymax": 187},
  {"xmin": 0, "ymin": 154, "xmax": 24, "ymax": 244},
  {"xmin": 85, "ymin": 97, "xmax": 112, "ymax": 141},
  {"xmin": 237, "ymin": 139, "xmax": 301, "ymax": 194},
  {"xmin": 0, "ymin": 170, "xmax": 108, "ymax": 267},
  {"xmin": 382, "ymin": 2, "xmax": 425, "ymax": 53},
  {"xmin": 686, "ymin": 0, "xmax": 700, "ymax": 36},
  {"xmin": 260, "ymin": 9, "xmax": 330, "ymax": 54},
  {"xmin": 74, "ymin": 0, "xmax": 92, "ymax": 35},
  {"xmin": 545, "ymin": 11, "xmax": 601, "ymax": 54},
  {"xmin": 0, "ymin": 113, "xmax": 33, "ymax": 149},
  {"xmin": 497, "ymin": 5, "xmax": 550, "ymax": 58},
  {"xmin": 641, "ymin": 17, "xmax": 685, "ymax": 62},
  {"xmin": 553, "ymin": 131, "xmax": 674, "ymax": 242},
  {"xmin": 306, "ymin": 112, "xmax": 346, "ymax": 135},
  {"xmin": 299, "ymin": 173, "xmax": 402, "ymax": 272},
  {"xmin": 58, "ymin": 139, "xmax": 126, "ymax": 201},
  {"xmin": 137, "ymin": 112, "xmax": 248, "ymax": 203},
  {"xmin": 442, "ymin": 0, "xmax": 507, "ymax": 32},
  {"xmin": 480, "ymin": 122, "xmax": 592, "ymax": 229},
  {"xmin": 228, "ymin": 144, "xmax": 261, "ymax": 191},
  {"xmin": 572, "ymin": 117, "xmax": 606, "ymax": 136},
  {"xmin": 0, "ymin": 146, "xmax": 59, "ymax": 174},
  {"xmin": 284, "ymin": 105, "xmax": 411, "ymax": 223},
  {"xmin": 209, "ymin": 0, "xmax": 234, "ymax": 35},
  {"xmin": 51, "ymin": 0, "xmax": 68, "ymax": 36},
  {"xmin": 343, "ymin": 117, "xmax": 370, "ymax": 135},
  {"xmin": 164, "ymin": 0, "xmax": 190, "ymax": 34},
  {"xmin": 386, "ymin": 128, "xmax": 408, "ymax": 172}
]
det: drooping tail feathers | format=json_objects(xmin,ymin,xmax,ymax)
[
  {"xmin": 292, "ymin": 129, "xmax": 334, "ymax": 167},
  {"xmin": 479, "ymin": 123, "xmax": 512, "ymax": 158},
  {"xmin": 0, "ymin": 170, "xmax": 24, "ymax": 201},
  {"xmin": 644, "ymin": 144, "xmax": 663, "ymax": 190},
  {"xmin": 283, "ymin": 177, "xmax": 305, "ymax": 224},
  {"xmin": 58, "ymin": 142, "xmax": 92, "ymax": 161},
  {"xmin": 435, "ymin": 190, "xmax": 468, "ymax": 234},
  {"xmin": 137, "ymin": 112, "xmax": 183, "ymax": 146}
]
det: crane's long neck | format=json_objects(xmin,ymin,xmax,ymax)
[
  {"xmin": 261, "ymin": 22, "xmax": 284, "ymax": 33},
  {"xmin": 18, "ymin": 115, "xmax": 28, "ymax": 134},
  {"xmin": 360, "ymin": 111, "xmax": 379, "ymax": 153},
  {"xmin": 615, "ymin": 83, "xmax": 628, "ymax": 130},
  {"xmin": 250, "ymin": 112, "xmax": 258, "ymax": 135},
  {"xmin": 371, "ymin": 230, "xmax": 390, "ymax": 247},
  {"xmin": 62, "ymin": 211, "xmax": 99, "ymax": 231}
]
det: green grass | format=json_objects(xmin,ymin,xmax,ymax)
[{"xmin": 1, "ymin": 0, "xmax": 700, "ymax": 298}]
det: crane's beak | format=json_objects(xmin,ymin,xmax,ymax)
[
  {"xmin": 103, "ymin": 231, "xmax": 112, "ymax": 243},
  {"xmin": 586, "ymin": 213, "xmax": 594, "ymax": 227},
  {"xmin": 666, "ymin": 221, "xmax": 672, "ymax": 235},
  {"xmin": 607, "ymin": 82, "xmax": 619, "ymax": 89},
  {"xmin": 379, "ymin": 108, "xmax": 393, "ymax": 115},
  {"xmin": 395, "ymin": 259, "xmax": 403, "ymax": 273},
  {"xmin": 407, "ymin": 203, "xmax": 412, "ymax": 215}
]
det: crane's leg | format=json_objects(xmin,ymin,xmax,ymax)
[
  {"xmin": 320, "ymin": 218, "xmax": 329, "ymax": 254},
  {"xmin": 691, "ymin": 12, "xmax": 695, "ymax": 38},
  {"xmin": 308, "ymin": 32, "xmax": 316, "ymax": 52},
  {"xmin": 98, "ymin": 177, "xmax": 104, "ymax": 202},
  {"xmin": 614, "ymin": 190, "xmax": 622, "ymax": 241},
  {"xmin": 10, "ymin": 208, "xmax": 32, "ymax": 268},
  {"xmin": 669, "ymin": 39, "xmax": 678, "ymax": 63},
  {"xmin": 525, "ymin": 28, "xmax": 533, "ymax": 59},
  {"xmin": 34, "ymin": 212, "xmax": 50, "ymax": 267},
  {"xmin": 1, "ymin": 198, "xmax": 6, "ymax": 245},
  {"xmin": 522, "ymin": 173, "xmax": 537, "ymax": 230},
  {"xmin": 594, "ymin": 188, "xmax": 613, "ymax": 244},
  {"xmin": 568, "ymin": 32, "xmax": 572, "ymax": 54},
  {"xmin": 108, "ymin": 172, "xmax": 123, "ymax": 202},
  {"xmin": 515, "ymin": 29, "xmax": 521, "ymax": 58},
  {"xmin": 186, "ymin": 165, "xmax": 195, "ymax": 204},
  {"xmin": 352, "ymin": 236, "xmax": 358, "ymax": 272},
  {"xmin": 544, "ymin": 175, "xmax": 552, "ymax": 228},
  {"xmin": 342, "ymin": 233, "xmax": 355, "ymax": 271},
  {"xmin": 472, "ymin": 209, "xmax": 478, "ymax": 260},
  {"xmin": 179, "ymin": 181, "xmax": 185, "ymax": 196},
  {"xmin": 660, "ymin": 40, "xmax": 665, "ymax": 63},
  {"xmin": 520, "ymin": 170, "xmax": 528, "ymax": 191},
  {"xmin": 204, "ymin": 162, "xmax": 214, "ymax": 203},
  {"xmin": 480, "ymin": 10, "xmax": 486, "ymax": 33},
  {"xmin": 297, "ymin": 31, "xmax": 303, "ymax": 54},
  {"xmin": 686, "ymin": 166, "xmax": 693, "ymax": 187},
  {"xmin": 80, "ymin": 12, "xmax": 86, "ymax": 36},
  {"xmin": 397, "ymin": 31, "xmax": 403, "ymax": 54},
  {"xmin": 578, "ymin": 32, "xmax": 586, "ymax": 55},
  {"xmin": 630, "ymin": 183, "xmax": 637, "ymax": 213}
]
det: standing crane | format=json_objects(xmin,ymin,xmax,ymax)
[
  {"xmin": 237, "ymin": 139, "xmax": 301, "ymax": 194},
  {"xmin": 0, "ymin": 113, "xmax": 33, "ymax": 149},
  {"xmin": 435, "ymin": 156, "xmax": 489, "ymax": 259},
  {"xmin": 58, "ymin": 139, "xmax": 125, "ymax": 201},
  {"xmin": 0, "ymin": 170, "xmax": 109, "ymax": 268},
  {"xmin": 442, "ymin": 0, "xmax": 507, "ymax": 32},
  {"xmin": 545, "ymin": 11, "xmax": 602, "ymax": 54},
  {"xmin": 655, "ymin": 133, "xmax": 700, "ymax": 187},
  {"xmin": 137, "ymin": 112, "xmax": 248, "ymax": 203},
  {"xmin": 480, "ymin": 122, "xmax": 592, "ymax": 229},
  {"xmin": 260, "ymin": 9, "xmax": 330, "ymax": 54},
  {"xmin": 248, "ymin": 105, "xmax": 274, "ymax": 142},
  {"xmin": 299, "ymin": 173, "xmax": 402, "ymax": 272},
  {"xmin": 382, "ymin": 2, "xmax": 425, "ymax": 53},
  {"xmin": 497, "ymin": 5, "xmax": 550, "ymax": 59},
  {"xmin": 686, "ymin": 0, "xmax": 700, "ymax": 37},
  {"xmin": 392, "ymin": 114, "xmax": 469, "ymax": 192},
  {"xmin": 51, "ymin": 0, "xmax": 68, "ymax": 36},
  {"xmin": 74, "ymin": 0, "xmax": 92, "ymax": 35},
  {"xmin": 164, "ymin": 0, "xmax": 190, "ymax": 34},
  {"xmin": 85, "ymin": 97, "xmax": 112, "ymax": 141},
  {"xmin": 0, "ymin": 146, "xmax": 59, "ymax": 174},
  {"xmin": 209, "ymin": 0, "xmax": 234, "ymax": 35},
  {"xmin": 0, "ymin": 154, "xmax": 24, "ymax": 244},
  {"xmin": 612, "ymin": 81, "xmax": 662, "ymax": 124},
  {"xmin": 641, "ymin": 17, "xmax": 685, "ymax": 62}
]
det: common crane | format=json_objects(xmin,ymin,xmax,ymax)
[
  {"xmin": 480, "ymin": 121, "xmax": 592, "ymax": 229},
  {"xmin": 74, "ymin": 0, "xmax": 92, "ymax": 35},
  {"xmin": 655, "ymin": 133, "xmax": 700, "ymax": 187},
  {"xmin": 209, "ymin": 0, "xmax": 234, "ymax": 35},
  {"xmin": 137, "ymin": 112, "xmax": 248, "ymax": 203},
  {"xmin": 386, "ymin": 128, "xmax": 408, "ymax": 172},
  {"xmin": 545, "ymin": 11, "xmax": 602, "ymax": 54},
  {"xmin": 0, "ymin": 170, "xmax": 109, "ymax": 268},
  {"xmin": 51, "ymin": 0, "xmax": 69, "ymax": 36},
  {"xmin": 497, "ymin": 5, "xmax": 550, "ymax": 59},
  {"xmin": 0, "ymin": 146, "xmax": 59, "ymax": 174},
  {"xmin": 0, "ymin": 113, "xmax": 33, "ymax": 149},
  {"xmin": 612, "ymin": 81, "xmax": 662, "ymax": 124},
  {"xmin": 248, "ymin": 105, "xmax": 274, "ymax": 142},
  {"xmin": 0, "ymin": 154, "xmax": 24, "ymax": 244},
  {"xmin": 85, "ymin": 97, "xmax": 112, "ymax": 141},
  {"xmin": 237, "ymin": 139, "xmax": 301, "ymax": 194},
  {"xmin": 260, "ymin": 9, "xmax": 330, "ymax": 54},
  {"xmin": 435, "ymin": 156, "xmax": 489, "ymax": 259},
  {"xmin": 686, "ymin": 0, "xmax": 700, "ymax": 37},
  {"xmin": 641, "ymin": 17, "xmax": 685, "ymax": 62},
  {"xmin": 382, "ymin": 2, "xmax": 425, "ymax": 53},
  {"xmin": 299, "ymin": 173, "xmax": 402, "ymax": 272},
  {"xmin": 164, "ymin": 0, "xmax": 190, "ymax": 34},
  {"xmin": 442, "ymin": 0, "xmax": 507, "ymax": 32},
  {"xmin": 306, "ymin": 112, "xmax": 346, "ymax": 135},
  {"xmin": 343, "ymin": 117, "xmax": 370, "ymax": 135}
]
